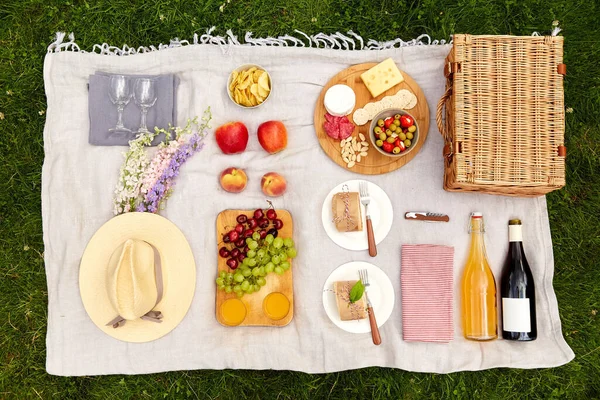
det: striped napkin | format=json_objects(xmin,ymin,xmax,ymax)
[{"xmin": 401, "ymin": 244, "xmax": 455, "ymax": 343}]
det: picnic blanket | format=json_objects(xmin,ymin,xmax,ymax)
[{"xmin": 42, "ymin": 31, "xmax": 574, "ymax": 376}]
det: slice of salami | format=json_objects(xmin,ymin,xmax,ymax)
[
  {"xmin": 323, "ymin": 120, "xmax": 340, "ymax": 139},
  {"xmin": 338, "ymin": 121, "xmax": 355, "ymax": 139}
]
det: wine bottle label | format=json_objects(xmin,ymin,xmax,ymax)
[
  {"xmin": 502, "ymin": 298, "xmax": 531, "ymax": 332},
  {"xmin": 509, "ymin": 225, "xmax": 523, "ymax": 242}
]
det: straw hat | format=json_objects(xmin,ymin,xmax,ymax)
[{"xmin": 79, "ymin": 212, "xmax": 196, "ymax": 343}]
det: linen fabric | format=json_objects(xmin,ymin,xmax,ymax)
[
  {"xmin": 42, "ymin": 42, "xmax": 574, "ymax": 376},
  {"xmin": 400, "ymin": 244, "xmax": 454, "ymax": 342},
  {"xmin": 88, "ymin": 72, "xmax": 178, "ymax": 146}
]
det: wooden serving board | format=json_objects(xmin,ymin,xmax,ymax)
[
  {"xmin": 215, "ymin": 209, "xmax": 294, "ymax": 327},
  {"xmin": 314, "ymin": 63, "xmax": 430, "ymax": 175}
]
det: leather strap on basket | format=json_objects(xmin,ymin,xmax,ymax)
[{"xmin": 436, "ymin": 85, "xmax": 453, "ymax": 158}]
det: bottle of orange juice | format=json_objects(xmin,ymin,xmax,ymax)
[{"xmin": 461, "ymin": 212, "xmax": 498, "ymax": 341}]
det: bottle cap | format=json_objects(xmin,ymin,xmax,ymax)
[
  {"xmin": 471, "ymin": 212, "xmax": 483, "ymax": 218},
  {"xmin": 509, "ymin": 219, "xmax": 522, "ymax": 225}
]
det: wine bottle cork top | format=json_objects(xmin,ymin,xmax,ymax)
[{"xmin": 509, "ymin": 219, "xmax": 522, "ymax": 225}]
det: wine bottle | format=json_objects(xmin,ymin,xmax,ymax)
[
  {"xmin": 461, "ymin": 212, "xmax": 498, "ymax": 341},
  {"xmin": 500, "ymin": 219, "xmax": 537, "ymax": 341}
]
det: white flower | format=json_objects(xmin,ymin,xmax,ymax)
[
  {"xmin": 552, "ymin": 20, "xmax": 560, "ymax": 27},
  {"xmin": 311, "ymin": 17, "xmax": 317, "ymax": 22},
  {"xmin": 159, "ymin": 14, "xmax": 165, "ymax": 21},
  {"xmin": 566, "ymin": 107, "xmax": 573, "ymax": 113},
  {"xmin": 39, "ymin": 110, "xmax": 45, "ymax": 115},
  {"xmin": 219, "ymin": 3, "xmax": 225, "ymax": 12},
  {"xmin": 6, "ymin": 90, "xmax": 13, "ymax": 95},
  {"xmin": 0, "ymin": 112, "xmax": 4, "ymax": 120}
]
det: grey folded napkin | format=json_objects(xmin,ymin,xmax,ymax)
[{"xmin": 88, "ymin": 72, "xmax": 179, "ymax": 146}]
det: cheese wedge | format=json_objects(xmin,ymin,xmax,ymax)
[{"xmin": 360, "ymin": 58, "xmax": 404, "ymax": 98}]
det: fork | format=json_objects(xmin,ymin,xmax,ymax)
[
  {"xmin": 359, "ymin": 269, "xmax": 381, "ymax": 345},
  {"xmin": 359, "ymin": 181, "xmax": 377, "ymax": 257}
]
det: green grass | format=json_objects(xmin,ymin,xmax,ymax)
[{"xmin": 1, "ymin": 0, "xmax": 599, "ymax": 398}]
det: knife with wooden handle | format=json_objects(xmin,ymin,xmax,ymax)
[{"xmin": 404, "ymin": 212, "xmax": 450, "ymax": 222}]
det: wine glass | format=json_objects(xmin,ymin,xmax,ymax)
[
  {"xmin": 133, "ymin": 78, "xmax": 158, "ymax": 135},
  {"xmin": 108, "ymin": 75, "xmax": 132, "ymax": 134}
]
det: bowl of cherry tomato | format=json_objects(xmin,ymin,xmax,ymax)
[{"xmin": 368, "ymin": 109, "xmax": 418, "ymax": 158}]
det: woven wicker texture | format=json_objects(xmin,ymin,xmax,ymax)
[{"xmin": 437, "ymin": 34, "xmax": 566, "ymax": 197}]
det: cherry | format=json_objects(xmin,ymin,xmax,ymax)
[
  {"xmin": 243, "ymin": 230, "xmax": 254, "ymax": 239},
  {"xmin": 226, "ymin": 258, "xmax": 238, "ymax": 269},
  {"xmin": 247, "ymin": 218, "xmax": 258, "ymax": 229},
  {"xmin": 267, "ymin": 228, "xmax": 278, "ymax": 238},
  {"xmin": 223, "ymin": 234, "xmax": 231, "ymax": 243},
  {"xmin": 237, "ymin": 253, "xmax": 246, "ymax": 263},
  {"xmin": 235, "ymin": 238, "xmax": 246, "ymax": 248},
  {"xmin": 259, "ymin": 229, "xmax": 268, "ymax": 239},
  {"xmin": 273, "ymin": 219, "xmax": 284, "ymax": 230},
  {"xmin": 266, "ymin": 209, "xmax": 277, "ymax": 220},
  {"xmin": 234, "ymin": 224, "xmax": 244, "ymax": 234},
  {"xmin": 243, "ymin": 245, "xmax": 250, "ymax": 254},
  {"xmin": 228, "ymin": 230, "xmax": 239, "ymax": 242},
  {"xmin": 253, "ymin": 208, "xmax": 264, "ymax": 220},
  {"xmin": 258, "ymin": 218, "xmax": 269, "ymax": 229},
  {"xmin": 236, "ymin": 214, "xmax": 248, "ymax": 224},
  {"xmin": 219, "ymin": 247, "xmax": 230, "ymax": 258},
  {"xmin": 230, "ymin": 248, "xmax": 240, "ymax": 258}
]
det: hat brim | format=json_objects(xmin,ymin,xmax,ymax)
[{"xmin": 80, "ymin": 212, "xmax": 196, "ymax": 343}]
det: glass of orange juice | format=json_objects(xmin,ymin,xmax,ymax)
[
  {"xmin": 263, "ymin": 292, "xmax": 290, "ymax": 321},
  {"xmin": 220, "ymin": 298, "xmax": 247, "ymax": 326}
]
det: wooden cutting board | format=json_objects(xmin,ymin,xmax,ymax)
[
  {"xmin": 314, "ymin": 63, "xmax": 430, "ymax": 175},
  {"xmin": 215, "ymin": 209, "xmax": 294, "ymax": 327}
]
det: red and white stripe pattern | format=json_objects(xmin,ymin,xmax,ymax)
[{"xmin": 401, "ymin": 244, "xmax": 454, "ymax": 343}]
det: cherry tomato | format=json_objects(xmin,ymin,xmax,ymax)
[
  {"xmin": 400, "ymin": 115, "xmax": 414, "ymax": 128},
  {"xmin": 382, "ymin": 141, "xmax": 394, "ymax": 153},
  {"xmin": 384, "ymin": 117, "xmax": 394, "ymax": 129},
  {"xmin": 398, "ymin": 141, "xmax": 407, "ymax": 151}
]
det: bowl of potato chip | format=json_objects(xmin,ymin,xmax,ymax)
[{"xmin": 227, "ymin": 64, "xmax": 272, "ymax": 108}]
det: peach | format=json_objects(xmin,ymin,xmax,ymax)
[
  {"xmin": 220, "ymin": 167, "xmax": 248, "ymax": 193},
  {"xmin": 257, "ymin": 121, "xmax": 287, "ymax": 154},
  {"xmin": 216, "ymin": 122, "xmax": 249, "ymax": 154},
  {"xmin": 261, "ymin": 172, "xmax": 287, "ymax": 197}
]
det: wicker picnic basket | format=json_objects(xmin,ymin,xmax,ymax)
[{"xmin": 436, "ymin": 34, "xmax": 567, "ymax": 197}]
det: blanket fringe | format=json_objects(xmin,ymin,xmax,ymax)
[{"xmin": 46, "ymin": 28, "xmax": 451, "ymax": 55}]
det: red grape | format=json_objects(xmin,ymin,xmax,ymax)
[
  {"xmin": 228, "ymin": 230, "xmax": 239, "ymax": 242},
  {"xmin": 258, "ymin": 218, "xmax": 269, "ymax": 228},
  {"xmin": 219, "ymin": 247, "xmax": 230, "ymax": 258},
  {"xmin": 235, "ymin": 238, "xmax": 246, "ymax": 248},
  {"xmin": 247, "ymin": 218, "xmax": 258, "ymax": 229},
  {"xmin": 266, "ymin": 209, "xmax": 277, "ymax": 220},
  {"xmin": 253, "ymin": 209, "xmax": 264, "ymax": 220},
  {"xmin": 273, "ymin": 219, "xmax": 284, "ymax": 230},
  {"xmin": 267, "ymin": 228, "xmax": 278, "ymax": 238},
  {"xmin": 230, "ymin": 248, "xmax": 240, "ymax": 258},
  {"xmin": 237, "ymin": 253, "xmax": 246, "ymax": 263},
  {"xmin": 243, "ymin": 230, "xmax": 254, "ymax": 239},
  {"xmin": 259, "ymin": 229, "xmax": 267, "ymax": 239},
  {"xmin": 226, "ymin": 258, "xmax": 238, "ymax": 269},
  {"xmin": 234, "ymin": 224, "xmax": 244, "ymax": 234},
  {"xmin": 236, "ymin": 214, "xmax": 248, "ymax": 224}
]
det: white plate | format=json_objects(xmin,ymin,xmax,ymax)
[
  {"xmin": 322, "ymin": 261, "xmax": 395, "ymax": 334},
  {"xmin": 321, "ymin": 179, "xmax": 393, "ymax": 251}
]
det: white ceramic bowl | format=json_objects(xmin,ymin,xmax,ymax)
[{"xmin": 226, "ymin": 64, "xmax": 272, "ymax": 109}]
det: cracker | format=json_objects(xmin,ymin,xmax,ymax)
[{"xmin": 352, "ymin": 109, "xmax": 369, "ymax": 126}]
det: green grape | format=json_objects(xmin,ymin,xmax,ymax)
[
  {"xmin": 256, "ymin": 249, "xmax": 266, "ymax": 259},
  {"xmin": 233, "ymin": 285, "xmax": 242, "ymax": 292},
  {"xmin": 218, "ymin": 284, "xmax": 226, "ymax": 290},
  {"xmin": 262, "ymin": 255, "xmax": 271, "ymax": 265},
  {"xmin": 225, "ymin": 285, "xmax": 232, "ymax": 294},
  {"xmin": 242, "ymin": 268, "xmax": 252, "ymax": 277},
  {"xmin": 278, "ymin": 251, "xmax": 287, "ymax": 261},
  {"xmin": 247, "ymin": 249, "xmax": 256, "ymax": 258},
  {"xmin": 241, "ymin": 280, "xmax": 250, "ymax": 291},
  {"xmin": 248, "ymin": 258, "xmax": 257, "ymax": 267},
  {"xmin": 287, "ymin": 247, "xmax": 297, "ymax": 259},
  {"xmin": 274, "ymin": 266, "xmax": 284, "ymax": 275},
  {"xmin": 265, "ymin": 262, "xmax": 275, "ymax": 273},
  {"xmin": 242, "ymin": 257, "xmax": 250, "ymax": 266},
  {"xmin": 245, "ymin": 286, "xmax": 254, "ymax": 294},
  {"xmin": 283, "ymin": 238, "xmax": 294, "ymax": 248},
  {"xmin": 258, "ymin": 266, "xmax": 266, "ymax": 276},
  {"xmin": 280, "ymin": 261, "xmax": 290, "ymax": 270},
  {"xmin": 234, "ymin": 273, "xmax": 244, "ymax": 283},
  {"xmin": 252, "ymin": 232, "xmax": 261, "ymax": 241},
  {"xmin": 219, "ymin": 271, "xmax": 227, "ymax": 279},
  {"xmin": 248, "ymin": 241, "xmax": 259, "ymax": 250},
  {"xmin": 246, "ymin": 237, "xmax": 254, "ymax": 244},
  {"xmin": 257, "ymin": 277, "xmax": 267, "ymax": 286},
  {"xmin": 273, "ymin": 237, "xmax": 283, "ymax": 249},
  {"xmin": 265, "ymin": 234, "xmax": 274, "ymax": 244},
  {"xmin": 226, "ymin": 273, "xmax": 234, "ymax": 284},
  {"xmin": 272, "ymin": 255, "xmax": 280, "ymax": 265},
  {"xmin": 216, "ymin": 277, "xmax": 224, "ymax": 286},
  {"xmin": 253, "ymin": 284, "xmax": 261, "ymax": 292},
  {"xmin": 236, "ymin": 291, "xmax": 244, "ymax": 298},
  {"xmin": 252, "ymin": 267, "xmax": 261, "ymax": 276}
]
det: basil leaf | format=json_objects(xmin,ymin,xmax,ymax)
[{"xmin": 349, "ymin": 280, "xmax": 365, "ymax": 303}]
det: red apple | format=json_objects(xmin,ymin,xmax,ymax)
[
  {"xmin": 257, "ymin": 121, "xmax": 287, "ymax": 154},
  {"xmin": 219, "ymin": 167, "xmax": 248, "ymax": 193},
  {"xmin": 261, "ymin": 172, "xmax": 287, "ymax": 197},
  {"xmin": 215, "ymin": 122, "xmax": 249, "ymax": 154}
]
